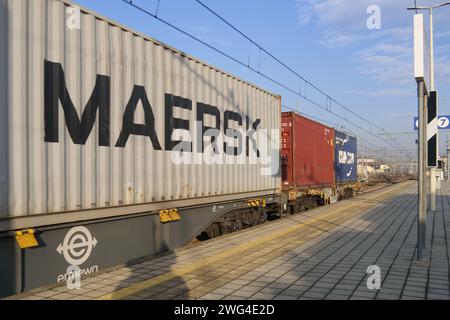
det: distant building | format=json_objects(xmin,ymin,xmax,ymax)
[
  {"xmin": 378, "ymin": 164, "xmax": 390, "ymax": 173},
  {"xmin": 357, "ymin": 158, "xmax": 375, "ymax": 178}
]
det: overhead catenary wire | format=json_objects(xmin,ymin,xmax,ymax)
[
  {"xmin": 283, "ymin": 104, "xmax": 411, "ymax": 159},
  {"xmin": 289, "ymin": 114, "xmax": 415, "ymax": 165},
  {"xmin": 283, "ymin": 105, "xmax": 402, "ymax": 162},
  {"xmin": 193, "ymin": 0, "xmax": 401, "ymax": 148},
  {"xmin": 119, "ymin": 0, "xmax": 403, "ymax": 151},
  {"xmin": 283, "ymin": 104, "xmax": 345, "ymax": 130}
]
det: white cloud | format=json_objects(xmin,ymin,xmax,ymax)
[
  {"xmin": 295, "ymin": 0, "xmax": 450, "ymax": 96},
  {"xmin": 318, "ymin": 33, "xmax": 361, "ymax": 48},
  {"xmin": 297, "ymin": 0, "xmax": 407, "ymax": 29},
  {"xmin": 297, "ymin": 0, "xmax": 319, "ymax": 26},
  {"xmin": 356, "ymin": 41, "xmax": 413, "ymax": 85},
  {"xmin": 389, "ymin": 112, "xmax": 417, "ymax": 120},
  {"xmin": 348, "ymin": 87, "xmax": 415, "ymax": 98},
  {"xmin": 435, "ymin": 30, "xmax": 450, "ymax": 38},
  {"xmin": 436, "ymin": 56, "xmax": 450, "ymax": 81}
]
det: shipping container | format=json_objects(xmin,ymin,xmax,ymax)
[
  {"xmin": 281, "ymin": 112, "xmax": 335, "ymax": 191},
  {"xmin": 0, "ymin": 0, "xmax": 281, "ymax": 297},
  {"xmin": 334, "ymin": 130, "xmax": 357, "ymax": 184},
  {"xmin": 0, "ymin": 0, "xmax": 281, "ymax": 223}
]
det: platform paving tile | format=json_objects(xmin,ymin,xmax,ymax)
[
  {"xmin": 231, "ymin": 290, "xmax": 259, "ymax": 298},
  {"xmin": 427, "ymin": 288, "xmax": 449, "ymax": 295},
  {"xmin": 351, "ymin": 290, "xmax": 377, "ymax": 298},
  {"xmin": 427, "ymin": 293, "xmax": 450, "ymax": 300},
  {"xmin": 377, "ymin": 293, "xmax": 401, "ymax": 300},
  {"xmin": 273, "ymin": 294, "xmax": 297, "ymax": 300},
  {"xmin": 297, "ymin": 288, "xmax": 325, "ymax": 297},
  {"xmin": 9, "ymin": 181, "xmax": 450, "ymax": 301},
  {"xmin": 280, "ymin": 288, "xmax": 307, "ymax": 296},
  {"xmin": 249, "ymin": 292, "xmax": 277, "ymax": 300},
  {"xmin": 254, "ymin": 288, "xmax": 282, "ymax": 297},
  {"xmin": 301, "ymin": 291, "xmax": 328, "ymax": 299},
  {"xmin": 236, "ymin": 285, "xmax": 262, "ymax": 293},
  {"xmin": 52, "ymin": 292, "xmax": 78, "ymax": 300},
  {"xmin": 34, "ymin": 290, "xmax": 60, "ymax": 298}
]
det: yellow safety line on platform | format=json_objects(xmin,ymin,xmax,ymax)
[{"xmin": 97, "ymin": 182, "xmax": 410, "ymax": 300}]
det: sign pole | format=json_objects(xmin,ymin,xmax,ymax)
[
  {"xmin": 430, "ymin": 167, "xmax": 436, "ymax": 210},
  {"xmin": 423, "ymin": 85, "xmax": 428, "ymax": 248},
  {"xmin": 417, "ymin": 80, "xmax": 425, "ymax": 259},
  {"xmin": 412, "ymin": 12, "xmax": 431, "ymax": 259}
]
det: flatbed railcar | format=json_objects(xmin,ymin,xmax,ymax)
[
  {"xmin": 279, "ymin": 113, "xmax": 358, "ymax": 215},
  {"xmin": 0, "ymin": 0, "xmax": 281, "ymax": 297},
  {"xmin": 198, "ymin": 115, "xmax": 359, "ymax": 239},
  {"xmin": 0, "ymin": 0, "xmax": 362, "ymax": 298},
  {"xmin": 281, "ymin": 112, "xmax": 336, "ymax": 214}
]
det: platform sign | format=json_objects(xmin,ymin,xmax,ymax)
[
  {"xmin": 427, "ymin": 91, "xmax": 437, "ymax": 167},
  {"xmin": 414, "ymin": 115, "xmax": 450, "ymax": 130},
  {"xmin": 413, "ymin": 14, "xmax": 430, "ymax": 89}
]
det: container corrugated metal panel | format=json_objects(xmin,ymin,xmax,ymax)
[
  {"xmin": 0, "ymin": 0, "xmax": 281, "ymax": 218},
  {"xmin": 334, "ymin": 130, "xmax": 357, "ymax": 183},
  {"xmin": 281, "ymin": 112, "xmax": 335, "ymax": 190}
]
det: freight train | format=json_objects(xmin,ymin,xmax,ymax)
[
  {"xmin": 199, "ymin": 112, "xmax": 357, "ymax": 239},
  {"xmin": 0, "ymin": 0, "xmax": 355, "ymax": 297}
]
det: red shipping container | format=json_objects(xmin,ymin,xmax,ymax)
[{"xmin": 281, "ymin": 112, "xmax": 335, "ymax": 191}]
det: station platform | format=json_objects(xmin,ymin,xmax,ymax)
[{"xmin": 8, "ymin": 180, "xmax": 450, "ymax": 300}]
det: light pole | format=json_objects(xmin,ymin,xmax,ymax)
[{"xmin": 408, "ymin": 2, "xmax": 450, "ymax": 213}]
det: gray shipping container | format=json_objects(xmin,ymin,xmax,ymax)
[
  {"xmin": 0, "ymin": 0, "xmax": 282, "ymax": 297},
  {"xmin": 0, "ymin": 0, "xmax": 281, "ymax": 231}
]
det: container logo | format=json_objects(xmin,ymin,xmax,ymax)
[
  {"xmin": 56, "ymin": 226, "xmax": 99, "ymax": 289},
  {"xmin": 43, "ymin": 59, "xmax": 279, "ymax": 176},
  {"xmin": 346, "ymin": 167, "xmax": 353, "ymax": 177},
  {"xmin": 57, "ymin": 226, "xmax": 98, "ymax": 266},
  {"xmin": 338, "ymin": 150, "xmax": 355, "ymax": 165}
]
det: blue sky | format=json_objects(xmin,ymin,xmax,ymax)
[{"xmin": 73, "ymin": 0, "xmax": 450, "ymax": 160}]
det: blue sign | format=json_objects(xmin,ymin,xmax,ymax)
[{"xmin": 413, "ymin": 115, "xmax": 450, "ymax": 130}]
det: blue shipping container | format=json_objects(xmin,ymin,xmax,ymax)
[{"xmin": 334, "ymin": 131, "xmax": 357, "ymax": 183}]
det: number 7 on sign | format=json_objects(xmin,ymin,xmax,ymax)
[
  {"xmin": 414, "ymin": 116, "xmax": 450, "ymax": 130},
  {"xmin": 439, "ymin": 116, "xmax": 449, "ymax": 129}
]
